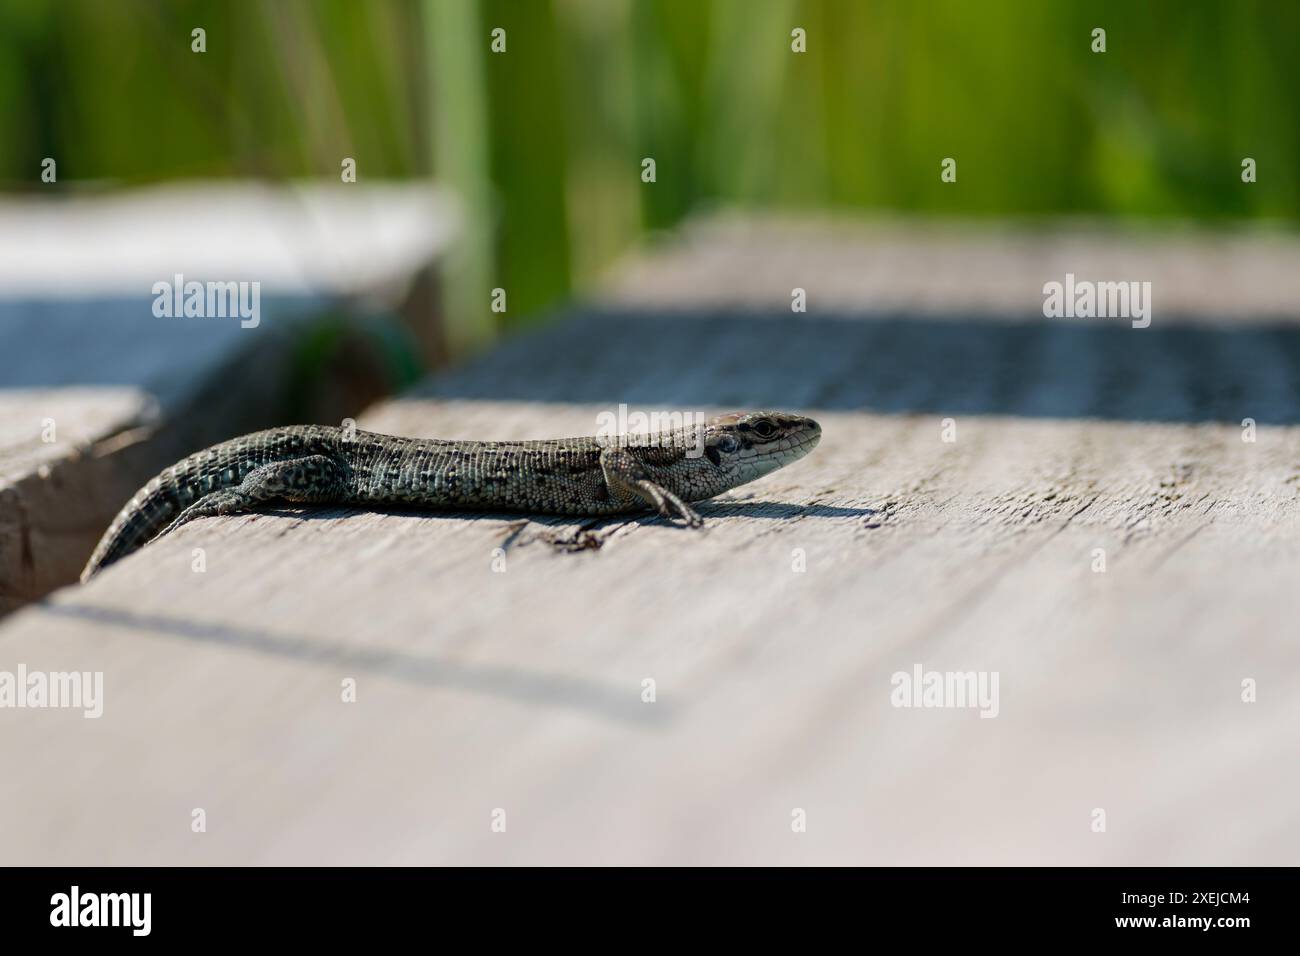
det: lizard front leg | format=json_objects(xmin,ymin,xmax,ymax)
[
  {"xmin": 154, "ymin": 454, "xmax": 350, "ymax": 543},
  {"xmin": 599, "ymin": 448, "xmax": 703, "ymax": 528}
]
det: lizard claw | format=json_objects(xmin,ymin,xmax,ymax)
[{"xmin": 662, "ymin": 498, "xmax": 703, "ymax": 528}]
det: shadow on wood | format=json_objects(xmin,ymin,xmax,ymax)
[{"xmin": 413, "ymin": 306, "xmax": 1300, "ymax": 424}]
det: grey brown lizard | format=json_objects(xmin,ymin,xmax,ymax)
[{"xmin": 81, "ymin": 410, "xmax": 821, "ymax": 580}]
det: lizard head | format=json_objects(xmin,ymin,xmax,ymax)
[{"xmin": 701, "ymin": 411, "xmax": 821, "ymax": 484}]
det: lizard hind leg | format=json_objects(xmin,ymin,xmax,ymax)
[{"xmin": 153, "ymin": 454, "xmax": 350, "ymax": 544}]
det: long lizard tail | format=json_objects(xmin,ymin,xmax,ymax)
[{"xmin": 81, "ymin": 475, "xmax": 188, "ymax": 582}]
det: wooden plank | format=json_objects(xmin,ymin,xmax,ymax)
[
  {"xmin": 0, "ymin": 183, "xmax": 460, "ymax": 614},
  {"xmin": 603, "ymin": 215, "xmax": 1300, "ymax": 321},
  {"xmin": 0, "ymin": 220, "xmax": 1296, "ymax": 865}
]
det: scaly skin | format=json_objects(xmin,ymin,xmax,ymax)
[{"xmin": 81, "ymin": 410, "xmax": 822, "ymax": 581}]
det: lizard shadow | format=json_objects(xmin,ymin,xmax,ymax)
[
  {"xmin": 697, "ymin": 500, "xmax": 878, "ymax": 520},
  {"xmin": 254, "ymin": 500, "xmax": 877, "ymax": 528},
  {"xmin": 244, "ymin": 501, "xmax": 879, "ymax": 559}
]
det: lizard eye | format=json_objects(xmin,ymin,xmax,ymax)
[{"xmin": 751, "ymin": 419, "xmax": 777, "ymax": 439}]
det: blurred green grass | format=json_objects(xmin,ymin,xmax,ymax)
[{"xmin": 3, "ymin": 0, "xmax": 1296, "ymax": 350}]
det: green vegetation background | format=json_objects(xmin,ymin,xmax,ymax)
[{"xmin": 3, "ymin": 0, "xmax": 1295, "ymax": 348}]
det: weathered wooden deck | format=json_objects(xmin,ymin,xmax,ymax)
[
  {"xmin": 0, "ymin": 183, "xmax": 458, "ymax": 613},
  {"xmin": 1, "ymin": 220, "xmax": 1297, "ymax": 865}
]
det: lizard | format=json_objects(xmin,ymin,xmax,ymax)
[{"xmin": 81, "ymin": 410, "xmax": 822, "ymax": 580}]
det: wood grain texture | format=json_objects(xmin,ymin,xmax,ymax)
[{"xmin": 0, "ymin": 221, "xmax": 1296, "ymax": 865}]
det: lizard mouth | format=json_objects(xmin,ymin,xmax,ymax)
[{"xmin": 770, "ymin": 419, "xmax": 821, "ymax": 464}]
